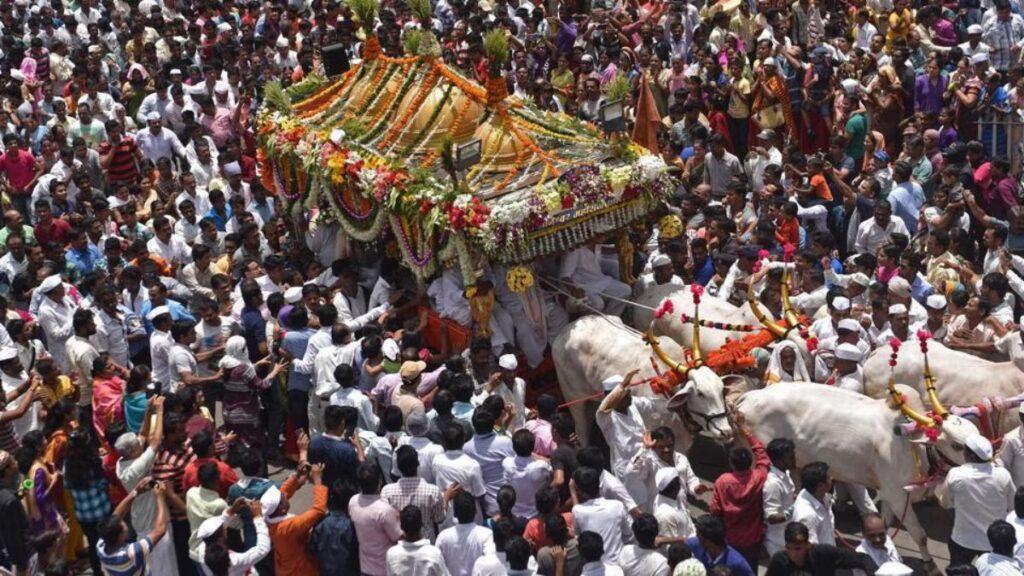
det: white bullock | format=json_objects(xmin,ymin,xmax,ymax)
[
  {"xmin": 862, "ymin": 336, "xmax": 1024, "ymax": 437},
  {"xmin": 735, "ymin": 381, "xmax": 979, "ymax": 569},
  {"xmin": 551, "ymin": 315, "xmax": 734, "ymax": 450}
]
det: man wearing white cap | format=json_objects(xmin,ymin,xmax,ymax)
[
  {"xmin": 273, "ymin": 36, "xmax": 299, "ymax": 77},
  {"xmin": 652, "ymin": 467, "xmax": 697, "ymax": 542},
  {"xmin": 135, "ymin": 77, "xmax": 172, "ymax": 127},
  {"xmin": 960, "ymin": 23, "xmax": 991, "ymax": 58},
  {"xmin": 875, "ymin": 303, "xmax": 910, "ymax": 345},
  {"xmin": 193, "ymin": 501, "xmax": 271, "ymax": 576},
  {"xmin": 999, "ymin": 404, "xmax": 1024, "ymax": 488},
  {"xmin": 597, "ymin": 370, "xmax": 655, "ymax": 504},
  {"xmin": 912, "ymin": 294, "xmax": 948, "ymax": 341},
  {"xmin": 827, "ymin": 342, "xmax": 865, "ymax": 394},
  {"xmin": 745, "ymin": 129, "xmax": 782, "ymax": 191},
  {"xmin": 628, "ymin": 425, "xmax": 706, "ymax": 513},
  {"xmin": 136, "ymin": 109, "xmax": 187, "ymax": 164},
  {"xmin": 810, "ymin": 296, "xmax": 852, "ymax": 346},
  {"xmin": 36, "ymin": 273, "xmax": 76, "ymax": 373},
  {"xmin": 222, "ymin": 161, "xmax": 252, "ymax": 206},
  {"xmin": 887, "ymin": 276, "xmax": 927, "ymax": 327},
  {"xmin": 635, "ymin": 253, "xmax": 684, "ymax": 297},
  {"xmin": 476, "ymin": 353, "xmax": 527, "ymax": 431},
  {"xmin": 940, "ymin": 434, "xmax": 1015, "ymax": 566}
]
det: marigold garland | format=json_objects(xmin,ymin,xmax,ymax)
[
  {"xmin": 506, "ymin": 266, "xmax": 534, "ymax": 292},
  {"xmin": 379, "ymin": 64, "xmax": 440, "ymax": 150}
]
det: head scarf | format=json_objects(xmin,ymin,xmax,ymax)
[
  {"xmin": 219, "ymin": 336, "xmax": 253, "ymax": 375},
  {"xmin": 765, "ymin": 340, "xmax": 810, "ymax": 383}
]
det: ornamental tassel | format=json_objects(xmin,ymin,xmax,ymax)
[
  {"xmin": 468, "ymin": 283, "xmax": 495, "ymax": 338},
  {"xmin": 617, "ymin": 232, "xmax": 636, "ymax": 284}
]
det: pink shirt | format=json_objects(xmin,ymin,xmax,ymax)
[
  {"xmin": 348, "ymin": 493, "xmax": 403, "ymax": 576},
  {"xmin": 200, "ymin": 107, "xmax": 236, "ymax": 148},
  {"xmin": 525, "ymin": 418, "xmax": 555, "ymax": 457},
  {"xmin": 0, "ymin": 150, "xmax": 36, "ymax": 191}
]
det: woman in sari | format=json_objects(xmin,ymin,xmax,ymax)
[
  {"xmin": 765, "ymin": 341, "xmax": 811, "ymax": 383},
  {"xmin": 219, "ymin": 335, "xmax": 287, "ymax": 449},
  {"xmin": 91, "ymin": 355, "xmax": 126, "ymax": 441},
  {"xmin": 750, "ymin": 57, "xmax": 795, "ymax": 143},
  {"xmin": 870, "ymin": 65, "xmax": 906, "ymax": 157}
]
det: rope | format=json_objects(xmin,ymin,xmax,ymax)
[
  {"xmin": 537, "ymin": 276, "xmax": 646, "ymax": 337},
  {"xmin": 538, "ymin": 275, "xmax": 658, "ymax": 312},
  {"xmin": 557, "ymin": 356, "xmax": 679, "ymax": 410}
]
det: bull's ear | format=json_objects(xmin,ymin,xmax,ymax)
[{"xmin": 667, "ymin": 381, "xmax": 696, "ymax": 411}]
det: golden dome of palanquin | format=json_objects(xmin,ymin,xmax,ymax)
[
  {"xmin": 473, "ymin": 113, "xmax": 526, "ymax": 172},
  {"xmin": 355, "ymin": 68, "xmax": 409, "ymax": 119},
  {"xmin": 392, "ymin": 85, "xmax": 484, "ymax": 150}
]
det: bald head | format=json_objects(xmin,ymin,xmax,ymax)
[{"xmin": 4, "ymin": 210, "xmax": 21, "ymax": 228}]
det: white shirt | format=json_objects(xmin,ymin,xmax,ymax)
[
  {"xmin": 0, "ymin": 371, "xmax": 36, "ymax": 439},
  {"xmin": 147, "ymin": 234, "xmax": 191, "ymax": 268},
  {"xmin": 763, "ymin": 465, "xmax": 797, "ymax": 555},
  {"xmin": 386, "ymin": 539, "xmax": 450, "ymax": 576},
  {"xmin": 653, "ymin": 493, "xmax": 695, "ymax": 542},
  {"xmin": 436, "ymin": 523, "xmax": 495, "ymax": 576},
  {"xmin": 150, "ymin": 329, "xmax": 175, "ymax": 385},
  {"xmin": 854, "ymin": 217, "xmax": 910, "ymax": 255},
  {"xmin": 617, "ymin": 545, "xmax": 669, "ymax": 576},
  {"xmin": 944, "ymin": 462, "xmax": 1015, "ymax": 550},
  {"xmin": 572, "ymin": 497, "xmax": 632, "ymax": 563},
  {"xmin": 628, "ymin": 448, "xmax": 701, "ymax": 513},
  {"xmin": 196, "ymin": 516, "xmax": 271, "ymax": 576},
  {"xmin": 501, "ymin": 456, "xmax": 552, "ymax": 518},
  {"xmin": 595, "ymin": 397, "xmax": 654, "ymax": 476},
  {"xmin": 1000, "ymin": 428, "xmax": 1024, "ymax": 487},
  {"xmin": 333, "ymin": 287, "xmax": 369, "ymax": 323},
  {"xmin": 560, "ymin": 245, "xmax": 615, "ymax": 291},
  {"xmin": 975, "ymin": 552, "xmax": 1024, "ymax": 576},
  {"xmin": 167, "ymin": 343, "xmax": 198, "ymax": 394},
  {"xmin": 136, "ymin": 126, "xmax": 186, "ymax": 163},
  {"xmin": 581, "ymin": 561, "xmax": 625, "ymax": 576},
  {"xmin": 330, "ymin": 387, "xmax": 379, "ymax": 432},
  {"xmin": 117, "ymin": 447, "xmax": 158, "ymax": 532},
  {"xmin": 855, "ymin": 536, "xmax": 901, "ymax": 567},
  {"xmin": 94, "ymin": 308, "xmax": 131, "ymax": 367},
  {"xmin": 1006, "ymin": 512, "xmax": 1024, "ymax": 565},
  {"xmin": 601, "ymin": 470, "xmax": 639, "ymax": 513},
  {"xmin": 432, "ymin": 450, "xmax": 487, "ymax": 526},
  {"xmin": 0, "ymin": 251, "xmax": 27, "ymax": 282},
  {"xmin": 66, "ymin": 335, "xmax": 99, "ymax": 405},
  {"xmin": 475, "ymin": 378, "xmax": 527, "ymax": 432},
  {"xmin": 38, "ymin": 295, "xmax": 76, "ymax": 373},
  {"xmin": 792, "ymin": 490, "xmax": 835, "ymax": 546},
  {"xmin": 393, "ymin": 436, "xmax": 444, "ymax": 484}
]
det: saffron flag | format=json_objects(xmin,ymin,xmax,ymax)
[{"xmin": 632, "ymin": 72, "xmax": 661, "ymax": 155}]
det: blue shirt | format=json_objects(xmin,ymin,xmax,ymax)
[
  {"xmin": 240, "ymin": 306, "xmax": 266, "ymax": 363},
  {"xmin": 888, "ymin": 180, "xmax": 925, "ymax": 235},
  {"xmin": 910, "ymin": 273, "xmax": 935, "ymax": 304},
  {"xmin": 694, "ymin": 258, "xmax": 715, "ymax": 286},
  {"xmin": 97, "ymin": 536, "xmax": 153, "ymax": 576},
  {"xmin": 308, "ymin": 511, "xmax": 360, "ymax": 576},
  {"xmin": 140, "ymin": 298, "xmax": 196, "ymax": 333},
  {"xmin": 66, "ymin": 243, "xmax": 106, "ymax": 276},
  {"xmin": 204, "ymin": 206, "xmax": 232, "ymax": 232},
  {"xmin": 685, "ymin": 536, "xmax": 755, "ymax": 576},
  {"xmin": 282, "ymin": 328, "xmax": 315, "ymax": 392},
  {"xmin": 308, "ymin": 434, "xmax": 360, "ymax": 486},
  {"xmin": 463, "ymin": 432, "xmax": 515, "ymax": 514}
]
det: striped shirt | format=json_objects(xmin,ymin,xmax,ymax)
[
  {"xmin": 153, "ymin": 446, "xmax": 195, "ymax": 520},
  {"xmin": 97, "ymin": 536, "xmax": 153, "ymax": 576},
  {"xmin": 98, "ymin": 136, "xmax": 140, "ymax": 184}
]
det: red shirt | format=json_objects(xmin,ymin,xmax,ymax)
[
  {"xmin": 35, "ymin": 217, "xmax": 71, "ymax": 247},
  {"xmin": 0, "ymin": 149, "xmax": 37, "ymax": 191},
  {"xmin": 710, "ymin": 436, "xmax": 769, "ymax": 548},
  {"xmin": 181, "ymin": 456, "xmax": 239, "ymax": 498}
]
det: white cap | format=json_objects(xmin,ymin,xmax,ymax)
[
  {"xmin": 887, "ymin": 276, "xmax": 910, "ymax": 298},
  {"xmin": 217, "ymin": 22, "xmax": 232, "ymax": 32},
  {"xmin": 170, "ymin": 68, "xmax": 183, "ymax": 76},
  {"xmin": 276, "ymin": 36, "xmax": 289, "ymax": 48},
  {"xmin": 674, "ymin": 558, "xmax": 708, "ymax": 576},
  {"xmin": 655, "ymin": 467, "xmax": 679, "ymax": 492},
  {"xmin": 498, "ymin": 354, "xmax": 518, "ymax": 371},
  {"xmin": 840, "ymin": 78, "xmax": 860, "ymax": 94},
  {"xmin": 850, "ymin": 272, "xmax": 871, "ymax": 287},
  {"xmin": 968, "ymin": 24, "xmax": 983, "ymax": 34},
  {"xmin": 762, "ymin": 56, "xmax": 776, "ymax": 66},
  {"xmin": 38, "ymin": 274, "xmax": 62, "ymax": 293},
  {"xmin": 214, "ymin": 82, "xmax": 230, "ymax": 94},
  {"xmin": 88, "ymin": 44, "xmax": 102, "ymax": 54},
  {"xmin": 284, "ymin": 286, "xmax": 302, "ymax": 304},
  {"xmin": 260, "ymin": 486, "xmax": 282, "ymax": 517},
  {"xmin": 926, "ymin": 294, "xmax": 947, "ymax": 310},
  {"xmin": 652, "ymin": 254, "xmax": 672, "ymax": 268},
  {"xmin": 888, "ymin": 304, "xmax": 908, "ymax": 316},
  {"xmin": 382, "ymin": 338, "xmax": 400, "ymax": 361},
  {"xmin": 223, "ymin": 161, "xmax": 241, "ymax": 176},
  {"xmin": 196, "ymin": 515, "xmax": 225, "ymax": 540},
  {"xmin": 603, "ymin": 375, "xmax": 624, "ymax": 392},
  {"xmin": 831, "ymin": 297, "xmax": 850, "ymax": 312},
  {"xmin": 875, "ymin": 562, "xmax": 914, "ymax": 576},
  {"xmin": 965, "ymin": 435, "xmax": 993, "ymax": 460},
  {"xmin": 146, "ymin": 111, "xmax": 161, "ymax": 122},
  {"xmin": 147, "ymin": 305, "xmax": 171, "ymax": 321},
  {"xmin": 0, "ymin": 348, "xmax": 18, "ymax": 362},
  {"xmin": 837, "ymin": 318, "xmax": 861, "ymax": 333},
  {"xmin": 971, "ymin": 52, "xmax": 990, "ymax": 64},
  {"xmin": 835, "ymin": 342, "xmax": 863, "ymax": 362}
]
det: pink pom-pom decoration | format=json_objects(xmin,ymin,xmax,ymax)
[
  {"xmin": 691, "ymin": 285, "xmax": 704, "ymax": 305},
  {"xmin": 758, "ymin": 249, "xmax": 770, "ymax": 260},
  {"xmin": 888, "ymin": 338, "xmax": 902, "ymax": 352},
  {"xmin": 655, "ymin": 299, "xmax": 674, "ymax": 319},
  {"xmin": 782, "ymin": 243, "xmax": 797, "ymax": 262}
]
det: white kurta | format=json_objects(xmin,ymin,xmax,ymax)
[{"xmin": 38, "ymin": 295, "xmax": 76, "ymax": 373}]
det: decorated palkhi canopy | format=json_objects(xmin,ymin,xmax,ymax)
[{"xmin": 256, "ymin": 37, "xmax": 673, "ymax": 279}]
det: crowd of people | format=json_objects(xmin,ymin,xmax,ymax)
[{"xmin": 3, "ymin": 0, "xmax": 1024, "ymax": 574}]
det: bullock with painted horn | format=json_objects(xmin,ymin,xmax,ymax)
[{"xmin": 731, "ymin": 338, "xmax": 980, "ymax": 574}]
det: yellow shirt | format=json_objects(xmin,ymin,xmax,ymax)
[
  {"xmin": 37, "ymin": 376, "xmax": 75, "ymax": 409},
  {"xmin": 886, "ymin": 9, "xmax": 912, "ymax": 49},
  {"xmin": 728, "ymin": 77, "xmax": 752, "ymax": 118}
]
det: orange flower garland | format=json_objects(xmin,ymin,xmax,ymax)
[
  {"xmin": 378, "ymin": 63, "xmax": 440, "ymax": 151},
  {"xmin": 295, "ymin": 71, "xmax": 355, "ymax": 116},
  {"xmin": 361, "ymin": 60, "xmax": 423, "ymax": 139}
]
